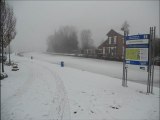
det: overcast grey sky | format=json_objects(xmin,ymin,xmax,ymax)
[{"xmin": 8, "ymin": 0, "xmax": 159, "ymax": 52}]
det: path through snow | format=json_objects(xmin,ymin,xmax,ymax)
[{"xmin": 1, "ymin": 56, "xmax": 70, "ymax": 120}]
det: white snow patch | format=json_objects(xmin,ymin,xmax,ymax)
[{"xmin": 1, "ymin": 52, "xmax": 159, "ymax": 120}]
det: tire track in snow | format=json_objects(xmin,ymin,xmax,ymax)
[
  {"xmin": 24, "ymin": 52, "xmax": 159, "ymax": 87},
  {"xmin": 35, "ymin": 61, "xmax": 71, "ymax": 120},
  {"xmin": 1, "ymin": 58, "xmax": 70, "ymax": 120},
  {"xmin": 18, "ymin": 53, "xmax": 71, "ymax": 120}
]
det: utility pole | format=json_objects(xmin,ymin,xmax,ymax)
[
  {"xmin": 121, "ymin": 21, "xmax": 129, "ymax": 87},
  {"xmin": 122, "ymin": 31, "xmax": 128, "ymax": 87},
  {"xmin": 122, "ymin": 31, "xmax": 126, "ymax": 86}
]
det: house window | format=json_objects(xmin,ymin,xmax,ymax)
[
  {"xmin": 109, "ymin": 37, "xmax": 111, "ymax": 44},
  {"xmin": 109, "ymin": 47, "xmax": 116, "ymax": 56},
  {"xmin": 111, "ymin": 37, "xmax": 114, "ymax": 44},
  {"xmin": 105, "ymin": 47, "xmax": 108, "ymax": 54},
  {"xmin": 114, "ymin": 36, "xmax": 117, "ymax": 44},
  {"xmin": 103, "ymin": 47, "xmax": 105, "ymax": 54},
  {"xmin": 86, "ymin": 49, "xmax": 88, "ymax": 54}
]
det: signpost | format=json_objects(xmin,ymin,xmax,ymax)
[
  {"xmin": 122, "ymin": 27, "xmax": 156, "ymax": 94},
  {"xmin": 125, "ymin": 34, "xmax": 149, "ymax": 67}
]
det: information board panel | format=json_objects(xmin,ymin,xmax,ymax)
[{"xmin": 125, "ymin": 34, "xmax": 149, "ymax": 66}]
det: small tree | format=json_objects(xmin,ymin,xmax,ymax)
[
  {"xmin": 121, "ymin": 21, "xmax": 129, "ymax": 35},
  {"xmin": 47, "ymin": 26, "xmax": 79, "ymax": 53},
  {"xmin": 80, "ymin": 29, "xmax": 94, "ymax": 49},
  {"xmin": 0, "ymin": 0, "xmax": 6, "ymax": 73},
  {"xmin": 46, "ymin": 35, "xmax": 54, "ymax": 52},
  {"xmin": 6, "ymin": 5, "xmax": 16, "ymax": 65}
]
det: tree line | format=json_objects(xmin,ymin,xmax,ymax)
[
  {"xmin": 47, "ymin": 24, "xmax": 159, "ymax": 59},
  {"xmin": 0, "ymin": 1, "xmax": 16, "ymax": 49},
  {"xmin": 47, "ymin": 26, "xmax": 94, "ymax": 53},
  {"xmin": 0, "ymin": 0, "xmax": 17, "ymax": 77}
]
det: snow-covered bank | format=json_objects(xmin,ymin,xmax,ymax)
[
  {"xmin": 1, "ymin": 55, "xmax": 70, "ymax": 120},
  {"xmin": 1, "ymin": 53, "xmax": 159, "ymax": 120},
  {"xmin": 23, "ymin": 52, "xmax": 159, "ymax": 87},
  {"xmin": 57, "ymin": 66, "xmax": 159, "ymax": 120}
]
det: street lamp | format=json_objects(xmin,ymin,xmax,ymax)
[{"xmin": 121, "ymin": 21, "xmax": 129, "ymax": 87}]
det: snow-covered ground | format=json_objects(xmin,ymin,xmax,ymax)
[
  {"xmin": 1, "ymin": 52, "xmax": 159, "ymax": 120},
  {"xmin": 24, "ymin": 52, "xmax": 159, "ymax": 87},
  {"xmin": 1, "ymin": 56, "xmax": 70, "ymax": 120}
]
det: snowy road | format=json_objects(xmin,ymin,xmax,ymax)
[
  {"xmin": 24, "ymin": 52, "xmax": 159, "ymax": 87},
  {"xmin": 1, "ymin": 56, "xmax": 70, "ymax": 120},
  {"xmin": 1, "ymin": 52, "xmax": 159, "ymax": 120}
]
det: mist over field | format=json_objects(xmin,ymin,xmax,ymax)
[{"xmin": 8, "ymin": 1, "xmax": 159, "ymax": 53}]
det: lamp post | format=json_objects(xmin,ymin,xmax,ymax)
[
  {"xmin": 122, "ymin": 31, "xmax": 126, "ymax": 86},
  {"xmin": 121, "ymin": 21, "xmax": 129, "ymax": 87}
]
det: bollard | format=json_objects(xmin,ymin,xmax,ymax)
[{"xmin": 61, "ymin": 61, "xmax": 64, "ymax": 67}]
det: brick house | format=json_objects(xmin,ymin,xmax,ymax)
[{"xmin": 98, "ymin": 29, "xmax": 124, "ymax": 61}]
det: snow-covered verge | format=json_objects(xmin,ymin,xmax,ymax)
[
  {"xmin": 1, "ymin": 55, "xmax": 70, "ymax": 120},
  {"xmin": 1, "ymin": 53, "xmax": 159, "ymax": 120},
  {"xmin": 24, "ymin": 52, "xmax": 159, "ymax": 87},
  {"xmin": 57, "ymin": 67, "xmax": 159, "ymax": 120}
]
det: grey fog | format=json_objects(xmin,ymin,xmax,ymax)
[{"xmin": 8, "ymin": 1, "xmax": 159, "ymax": 52}]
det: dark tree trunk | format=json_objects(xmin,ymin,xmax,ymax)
[{"xmin": 9, "ymin": 43, "xmax": 11, "ymax": 65}]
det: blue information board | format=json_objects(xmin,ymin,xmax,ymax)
[
  {"xmin": 125, "ymin": 34, "xmax": 149, "ymax": 66},
  {"xmin": 126, "ymin": 34, "xmax": 150, "ymax": 40}
]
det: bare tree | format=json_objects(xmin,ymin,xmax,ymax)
[
  {"xmin": 6, "ymin": 4, "xmax": 16, "ymax": 65},
  {"xmin": 0, "ymin": 2, "xmax": 17, "ymax": 73},
  {"xmin": 0, "ymin": 0, "xmax": 7, "ymax": 73},
  {"xmin": 46, "ymin": 35, "xmax": 54, "ymax": 53},
  {"xmin": 80, "ymin": 29, "xmax": 94, "ymax": 49},
  {"xmin": 47, "ymin": 26, "xmax": 79, "ymax": 53},
  {"xmin": 121, "ymin": 21, "xmax": 129, "ymax": 35}
]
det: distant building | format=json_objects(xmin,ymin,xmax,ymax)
[{"xmin": 98, "ymin": 29, "xmax": 124, "ymax": 61}]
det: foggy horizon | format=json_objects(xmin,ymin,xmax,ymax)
[{"xmin": 8, "ymin": 1, "xmax": 159, "ymax": 53}]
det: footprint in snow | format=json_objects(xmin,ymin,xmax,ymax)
[
  {"xmin": 110, "ymin": 105, "xmax": 120, "ymax": 110},
  {"xmin": 90, "ymin": 110, "xmax": 94, "ymax": 113},
  {"xmin": 74, "ymin": 111, "xmax": 77, "ymax": 114},
  {"xmin": 111, "ymin": 106, "xmax": 119, "ymax": 109}
]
